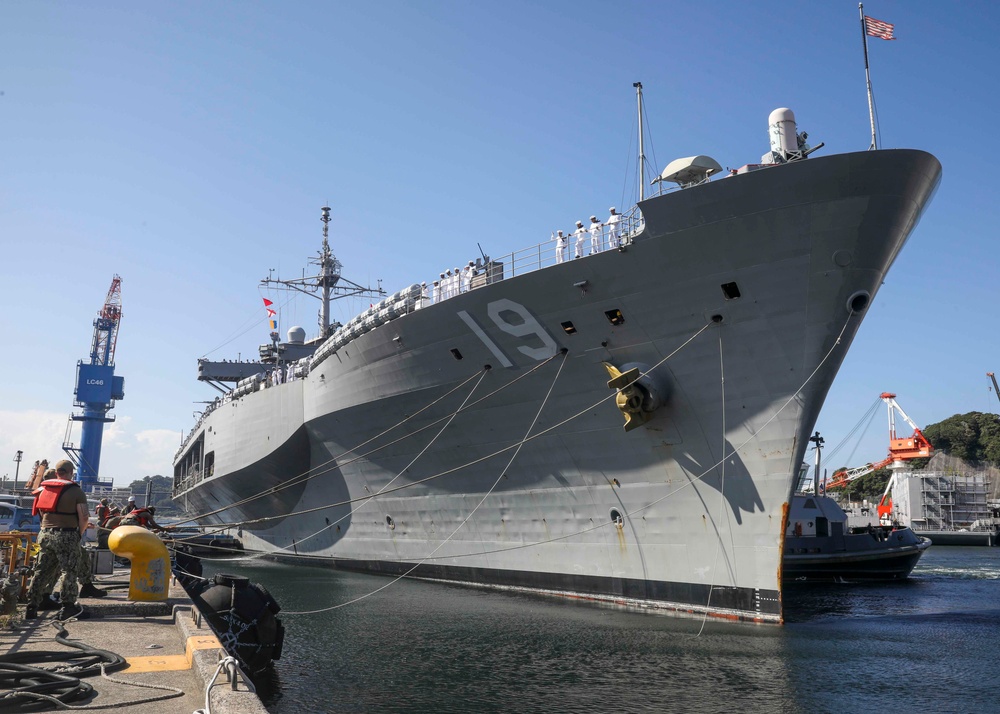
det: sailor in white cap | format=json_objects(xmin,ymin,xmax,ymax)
[
  {"xmin": 432, "ymin": 280, "xmax": 441, "ymax": 304},
  {"xmin": 589, "ymin": 215, "xmax": 603, "ymax": 254},
  {"xmin": 444, "ymin": 269, "xmax": 453, "ymax": 299},
  {"xmin": 573, "ymin": 221, "xmax": 586, "ymax": 259},
  {"xmin": 607, "ymin": 207, "xmax": 622, "ymax": 247},
  {"xmin": 553, "ymin": 230, "xmax": 567, "ymax": 263},
  {"xmin": 461, "ymin": 261, "xmax": 473, "ymax": 294}
]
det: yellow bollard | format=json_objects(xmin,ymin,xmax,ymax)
[{"xmin": 108, "ymin": 525, "xmax": 171, "ymax": 602}]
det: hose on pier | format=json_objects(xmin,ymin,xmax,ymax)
[{"xmin": 0, "ymin": 622, "xmax": 184, "ymax": 711}]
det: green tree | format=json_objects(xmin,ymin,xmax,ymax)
[
  {"xmin": 922, "ymin": 412, "xmax": 1000, "ymax": 465},
  {"xmin": 829, "ymin": 467, "xmax": 890, "ymax": 502}
]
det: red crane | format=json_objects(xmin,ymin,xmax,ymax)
[{"xmin": 825, "ymin": 392, "xmax": 933, "ymax": 492}]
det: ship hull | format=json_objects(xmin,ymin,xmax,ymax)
[{"xmin": 174, "ymin": 149, "xmax": 941, "ymax": 623}]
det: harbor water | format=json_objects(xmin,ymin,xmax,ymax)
[{"xmin": 205, "ymin": 546, "xmax": 998, "ymax": 713}]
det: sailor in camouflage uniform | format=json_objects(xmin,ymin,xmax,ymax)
[{"xmin": 25, "ymin": 460, "xmax": 91, "ymax": 620}]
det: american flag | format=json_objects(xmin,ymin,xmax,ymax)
[{"xmin": 864, "ymin": 15, "xmax": 895, "ymax": 41}]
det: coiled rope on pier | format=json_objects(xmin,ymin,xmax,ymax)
[{"xmin": 0, "ymin": 622, "xmax": 184, "ymax": 711}]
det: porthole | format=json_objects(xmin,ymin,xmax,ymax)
[
  {"xmin": 386, "ymin": 515, "xmax": 395, "ymax": 530},
  {"xmin": 721, "ymin": 282, "xmax": 741, "ymax": 300},
  {"xmin": 610, "ymin": 508, "xmax": 624, "ymax": 528},
  {"xmin": 847, "ymin": 290, "xmax": 870, "ymax": 313}
]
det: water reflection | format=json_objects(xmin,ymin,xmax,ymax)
[{"xmin": 206, "ymin": 545, "xmax": 998, "ymax": 713}]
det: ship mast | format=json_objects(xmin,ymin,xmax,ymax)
[
  {"xmin": 260, "ymin": 206, "xmax": 384, "ymax": 339},
  {"xmin": 634, "ymin": 81, "xmax": 645, "ymax": 202},
  {"xmin": 319, "ymin": 205, "xmax": 334, "ymax": 334}
]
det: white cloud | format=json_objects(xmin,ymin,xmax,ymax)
[
  {"xmin": 0, "ymin": 410, "xmax": 181, "ymax": 489},
  {"xmin": 0, "ymin": 410, "xmax": 67, "ymax": 487},
  {"xmin": 135, "ymin": 429, "xmax": 185, "ymax": 474}
]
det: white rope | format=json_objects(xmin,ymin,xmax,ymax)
[
  {"xmin": 282, "ymin": 349, "xmax": 571, "ymax": 615},
  {"xmin": 195, "ymin": 311, "xmax": 854, "ymax": 622},
  {"xmin": 208, "ymin": 322, "xmax": 714, "ymax": 532},
  {"xmin": 178, "ymin": 349, "xmax": 564, "ymax": 528},
  {"xmin": 694, "ymin": 326, "xmax": 732, "ymax": 637},
  {"xmin": 192, "ymin": 656, "xmax": 256, "ymax": 714},
  {"xmin": 4, "ymin": 662, "xmax": 186, "ymax": 710},
  {"xmin": 225, "ymin": 364, "xmax": 493, "ymax": 560},
  {"xmin": 386, "ymin": 311, "xmax": 857, "ymax": 564},
  {"xmin": 177, "ymin": 319, "xmax": 719, "ymax": 568},
  {"xmin": 175, "ymin": 366, "xmax": 491, "ymax": 525}
]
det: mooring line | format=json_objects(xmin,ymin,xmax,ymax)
[{"xmin": 282, "ymin": 349, "xmax": 570, "ymax": 615}]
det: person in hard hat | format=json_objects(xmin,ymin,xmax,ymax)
[
  {"xmin": 573, "ymin": 221, "xmax": 586, "ymax": 259},
  {"xmin": 122, "ymin": 495, "xmax": 137, "ymax": 515},
  {"xmin": 589, "ymin": 215, "xmax": 603, "ymax": 254},
  {"xmin": 607, "ymin": 207, "xmax": 622, "ymax": 247}
]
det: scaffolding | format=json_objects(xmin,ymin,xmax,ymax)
[{"xmin": 897, "ymin": 470, "xmax": 992, "ymax": 531}]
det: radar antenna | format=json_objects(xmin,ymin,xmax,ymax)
[{"xmin": 260, "ymin": 206, "xmax": 385, "ymax": 338}]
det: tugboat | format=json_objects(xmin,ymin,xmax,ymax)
[
  {"xmin": 782, "ymin": 492, "xmax": 931, "ymax": 582},
  {"xmin": 782, "ymin": 433, "xmax": 931, "ymax": 582}
]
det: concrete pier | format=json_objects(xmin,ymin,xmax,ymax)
[{"xmin": 2, "ymin": 572, "xmax": 268, "ymax": 713}]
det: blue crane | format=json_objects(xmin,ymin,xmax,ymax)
[{"xmin": 62, "ymin": 276, "xmax": 125, "ymax": 492}]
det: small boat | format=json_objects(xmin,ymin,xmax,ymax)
[{"xmin": 783, "ymin": 493, "xmax": 931, "ymax": 582}]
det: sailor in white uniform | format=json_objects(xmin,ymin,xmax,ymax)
[
  {"xmin": 461, "ymin": 262, "xmax": 473, "ymax": 293},
  {"xmin": 432, "ymin": 280, "xmax": 441, "ymax": 304},
  {"xmin": 573, "ymin": 221, "xmax": 586, "ymax": 259},
  {"xmin": 553, "ymin": 230, "xmax": 567, "ymax": 264},
  {"xmin": 607, "ymin": 207, "xmax": 622, "ymax": 247},
  {"xmin": 589, "ymin": 215, "xmax": 603, "ymax": 254}
]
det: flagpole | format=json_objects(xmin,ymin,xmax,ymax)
[{"xmin": 859, "ymin": 3, "xmax": 877, "ymax": 150}]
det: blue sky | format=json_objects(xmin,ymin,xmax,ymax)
[{"xmin": 2, "ymin": 1, "xmax": 997, "ymax": 485}]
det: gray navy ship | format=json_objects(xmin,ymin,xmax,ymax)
[{"xmin": 173, "ymin": 105, "xmax": 940, "ymax": 624}]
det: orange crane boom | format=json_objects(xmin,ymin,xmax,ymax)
[{"xmin": 826, "ymin": 392, "xmax": 932, "ymax": 493}]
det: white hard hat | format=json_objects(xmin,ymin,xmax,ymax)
[{"xmin": 128, "ymin": 495, "xmax": 135, "ymax": 501}]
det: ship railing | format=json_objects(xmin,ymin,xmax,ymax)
[
  {"xmin": 426, "ymin": 206, "xmax": 645, "ymax": 297},
  {"xmin": 175, "ymin": 398, "xmax": 225, "ymax": 460},
  {"xmin": 307, "ymin": 206, "xmax": 645, "ymax": 372},
  {"xmin": 179, "ymin": 205, "xmax": 648, "ymax": 449}
]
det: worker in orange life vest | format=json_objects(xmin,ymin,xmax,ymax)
[
  {"xmin": 121, "ymin": 505, "xmax": 174, "ymax": 533},
  {"xmin": 24, "ymin": 460, "xmax": 90, "ymax": 620}
]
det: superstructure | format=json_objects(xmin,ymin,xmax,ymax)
[{"xmin": 173, "ymin": 106, "xmax": 940, "ymax": 623}]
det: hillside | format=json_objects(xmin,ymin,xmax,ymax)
[{"xmin": 832, "ymin": 411, "xmax": 1000, "ymax": 502}]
